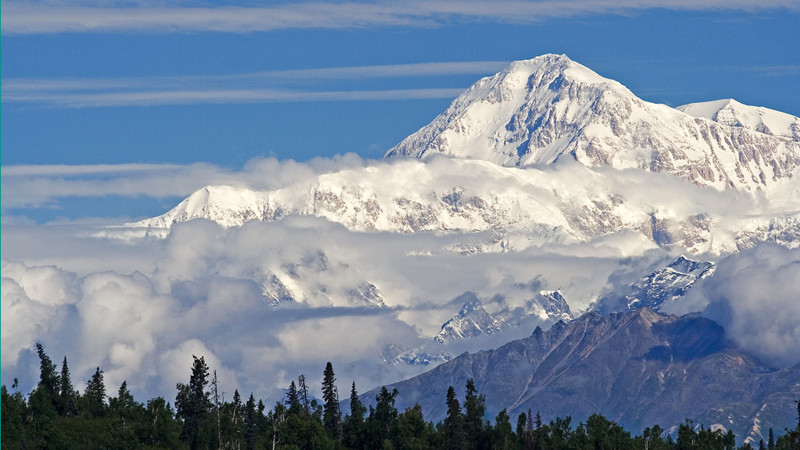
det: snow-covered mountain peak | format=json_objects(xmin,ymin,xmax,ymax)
[
  {"xmin": 678, "ymin": 98, "xmax": 800, "ymax": 140},
  {"xmin": 386, "ymin": 54, "xmax": 800, "ymax": 191}
]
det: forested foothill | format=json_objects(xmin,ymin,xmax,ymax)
[{"xmin": 2, "ymin": 344, "xmax": 799, "ymax": 449}]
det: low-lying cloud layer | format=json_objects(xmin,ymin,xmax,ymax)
[
  {"xmin": 1, "ymin": 209, "xmax": 646, "ymax": 405},
  {"xmin": 661, "ymin": 244, "xmax": 800, "ymax": 368},
  {"xmin": 3, "ymin": 153, "xmax": 799, "ymax": 407}
]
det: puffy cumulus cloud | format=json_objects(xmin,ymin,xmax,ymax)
[
  {"xmin": 6, "ymin": 187, "xmax": 797, "ymax": 406},
  {"xmin": 276, "ymin": 314, "xmax": 419, "ymax": 364},
  {"xmin": 74, "ymin": 271, "xmax": 176, "ymax": 393},
  {"xmin": 661, "ymin": 243, "xmax": 800, "ymax": 368},
  {"xmin": 158, "ymin": 339, "xmax": 241, "ymax": 401},
  {"xmin": 0, "ymin": 260, "xmax": 79, "ymax": 306},
  {"xmin": 1, "ymin": 261, "xmax": 79, "ymax": 368},
  {"xmin": 1, "ymin": 211, "xmax": 643, "ymax": 403}
]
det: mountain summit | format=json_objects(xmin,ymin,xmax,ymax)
[
  {"xmin": 129, "ymin": 54, "xmax": 800, "ymax": 254},
  {"xmin": 385, "ymin": 54, "xmax": 800, "ymax": 191}
]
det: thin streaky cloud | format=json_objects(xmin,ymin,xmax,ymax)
[
  {"xmin": 747, "ymin": 65, "xmax": 800, "ymax": 77},
  {"xmin": 1, "ymin": 61, "xmax": 507, "ymax": 93},
  {"xmin": 3, "ymin": 0, "xmax": 800, "ymax": 35},
  {"xmin": 1, "ymin": 163, "xmax": 189, "ymax": 177},
  {"xmin": 2, "ymin": 88, "xmax": 467, "ymax": 108}
]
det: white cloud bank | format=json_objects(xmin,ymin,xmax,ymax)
[
  {"xmin": 3, "ymin": 0, "xmax": 799, "ymax": 35},
  {"xmin": 661, "ymin": 244, "xmax": 800, "ymax": 368},
  {"xmin": 0, "ymin": 155, "xmax": 367, "ymax": 211},
  {"xmin": 0, "ymin": 212, "xmax": 644, "ymax": 404},
  {"xmin": 3, "ymin": 154, "xmax": 799, "ymax": 407}
]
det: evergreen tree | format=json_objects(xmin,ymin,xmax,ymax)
[
  {"xmin": 394, "ymin": 403, "xmax": 433, "ymax": 449},
  {"xmin": 243, "ymin": 393, "xmax": 259, "ymax": 450},
  {"xmin": 463, "ymin": 378, "xmax": 487, "ymax": 448},
  {"xmin": 642, "ymin": 425, "xmax": 671, "ymax": 450},
  {"xmin": 219, "ymin": 389, "xmax": 243, "ymax": 449},
  {"xmin": 768, "ymin": 428, "xmax": 775, "ymax": 449},
  {"xmin": 1, "ymin": 383, "xmax": 29, "ymax": 447},
  {"xmin": 322, "ymin": 361, "xmax": 342, "ymax": 440},
  {"xmin": 298, "ymin": 374, "xmax": 311, "ymax": 415},
  {"xmin": 28, "ymin": 343, "xmax": 64, "ymax": 447},
  {"xmin": 516, "ymin": 411, "xmax": 528, "ymax": 442},
  {"xmin": 109, "ymin": 380, "xmax": 142, "ymax": 449},
  {"xmin": 286, "ymin": 380, "xmax": 301, "ymax": 413},
  {"xmin": 493, "ymin": 409, "xmax": 515, "ymax": 450},
  {"xmin": 442, "ymin": 385, "xmax": 466, "ymax": 449},
  {"xmin": 35, "ymin": 342, "xmax": 60, "ymax": 408},
  {"xmin": 84, "ymin": 367, "xmax": 106, "ymax": 417},
  {"xmin": 367, "ymin": 386, "xmax": 399, "ymax": 447},
  {"xmin": 677, "ymin": 418, "xmax": 698, "ymax": 450},
  {"xmin": 343, "ymin": 381, "xmax": 366, "ymax": 448},
  {"xmin": 176, "ymin": 355, "xmax": 214, "ymax": 450},
  {"xmin": 58, "ymin": 356, "xmax": 78, "ymax": 416}
]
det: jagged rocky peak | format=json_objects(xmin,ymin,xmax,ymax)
[
  {"xmin": 434, "ymin": 290, "xmax": 574, "ymax": 344},
  {"xmin": 596, "ymin": 255, "xmax": 715, "ymax": 313}
]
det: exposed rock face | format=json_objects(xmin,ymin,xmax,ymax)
[
  {"xmin": 366, "ymin": 309, "xmax": 800, "ymax": 443},
  {"xmin": 128, "ymin": 55, "xmax": 800, "ymax": 255},
  {"xmin": 434, "ymin": 291, "xmax": 573, "ymax": 344},
  {"xmin": 597, "ymin": 256, "xmax": 715, "ymax": 312}
]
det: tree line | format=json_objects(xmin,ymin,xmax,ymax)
[{"xmin": 2, "ymin": 343, "xmax": 799, "ymax": 449}]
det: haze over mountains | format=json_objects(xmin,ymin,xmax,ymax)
[{"xmin": 3, "ymin": 55, "xmax": 799, "ymax": 441}]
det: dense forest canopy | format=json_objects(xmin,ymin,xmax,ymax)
[{"xmin": 2, "ymin": 344, "xmax": 799, "ymax": 449}]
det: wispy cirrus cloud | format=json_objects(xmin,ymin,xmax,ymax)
[
  {"xmin": 3, "ymin": 0, "xmax": 799, "ymax": 35},
  {"xmin": 1, "ymin": 61, "xmax": 504, "ymax": 108},
  {"xmin": 0, "ymin": 155, "xmax": 369, "ymax": 210},
  {"xmin": 1, "ymin": 88, "xmax": 467, "ymax": 108}
]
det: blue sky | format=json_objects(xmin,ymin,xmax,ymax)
[{"xmin": 2, "ymin": 0, "xmax": 800, "ymax": 222}]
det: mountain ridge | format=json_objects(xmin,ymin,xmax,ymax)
[
  {"xmin": 127, "ymin": 54, "xmax": 800, "ymax": 256},
  {"xmin": 386, "ymin": 54, "xmax": 800, "ymax": 191},
  {"xmin": 361, "ymin": 308, "xmax": 800, "ymax": 444}
]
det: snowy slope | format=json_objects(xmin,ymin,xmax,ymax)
[
  {"xmin": 131, "ymin": 157, "xmax": 799, "ymax": 255},
  {"xmin": 678, "ymin": 99, "xmax": 800, "ymax": 141},
  {"xmin": 386, "ymin": 54, "xmax": 800, "ymax": 192},
  {"xmin": 129, "ymin": 54, "xmax": 800, "ymax": 255},
  {"xmin": 434, "ymin": 290, "xmax": 573, "ymax": 344},
  {"xmin": 597, "ymin": 256, "xmax": 716, "ymax": 312}
]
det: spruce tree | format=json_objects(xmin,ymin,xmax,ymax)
[
  {"xmin": 464, "ymin": 378, "xmax": 486, "ymax": 447},
  {"xmin": 322, "ymin": 362, "xmax": 342, "ymax": 440},
  {"xmin": 84, "ymin": 366, "xmax": 106, "ymax": 417},
  {"xmin": 58, "ymin": 356, "xmax": 78, "ymax": 416},
  {"xmin": 286, "ymin": 380, "xmax": 300, "ymax": 413},
  {"xmin": 110, "ymin": 380, "xmax": 141, "ymax": 448},
  {"xmin": 516, "ymin": 411, "xmax": 527, "ymax": 442},
  {"xmin": 35, "ymin": 343, "xmax": 60, "ymax": 408},
  {"xmin": 368, "ymin": 386, "xmax": 398, "ymax": 447},
  {"xmin": 176, "ymin": 355, "xmax": 213, "ymax": 449},
  {"xmin": 243, "ymin": 393, "xmax": 259, "ymax": 450},
  {"xmin": 343, "ymin": 381, "xmax": 366, "ymax": 448},
  {"xmin": 443, "ymin": 385, "xmax": 466, "ymax": 449}
]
